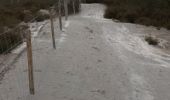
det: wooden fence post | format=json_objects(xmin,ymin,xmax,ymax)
[
  {"xmin": 58, "ymin": 0, "xmax": 63, "ymax": 30},
  {"xmin": 50, "ymin": 8, "xmax": 56, "ymax": 49},
  {"xmin": 78, "ymin": 0, "xmax": 81, "ymax": 10},
  {"xmin": 72, "ymin": 0, "xmax": 76, "ymax": 14},
  {"xmin": 25, "ymin": 29, "xmax": 35, "ymax": 95},
  {"xmin": 64, "ymin": 0, "xmax": 68, "ymax": 20}
]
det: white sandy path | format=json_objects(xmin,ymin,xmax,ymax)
[{"xmin": 0, "ymin": 3, "xmax": 170, "ymax": 100}]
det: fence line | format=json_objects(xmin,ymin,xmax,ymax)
[
  {"xmin": 0, "ymin": 1, "xmax": 64, "ymax": 55},
  {"xmin": 0, "ymin": 0, "xmax": 81, "ymax": 55},
  {"xmin": 0, "ymin": 0, "xmax": 81, "ymax": 97}
]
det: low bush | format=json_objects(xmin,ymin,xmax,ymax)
[
  {"xmin": 104, "ymin": 0, "xmax": 170, "ymax": 30},
  {"xmin": 145, "ymin": 36, "xmax": 159, "ymax": 46},
  {"xmin": 83, "ymin": 0, "xmax": 170, "ymax": 30}
]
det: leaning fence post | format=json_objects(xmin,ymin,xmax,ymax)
[
  {"xmin": 78, "ymin": 0, "xmax": 81, "ymax": 10},
  {"xmin": 58, "ymin": 0, "xmax": 63, "ymax": 30},
  {"xmin": 72, "ymin": 0, "xmax": 76, "ymax": 14},
  {"xmin": 50, "ymin": 8, "xmax": 56, "ymax": 49},
  {"xmin": 64, "ymin": 0, "xmax": 68, "ymax": 20},
  {"xmin": 25, "ymin": 28, "xmax": 35, "ymax": 95}
]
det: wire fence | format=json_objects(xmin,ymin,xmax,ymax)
[
  {"xmin": 0, "ymin": 0, "xmax": 81, "ymax": 55},
  {"xmin": 0, "ymin": 27, "xmax": 23, "ymax": 54},
  {"xmin": 0, "ymin": 0, "xmax": 81, "ymax": 99}
]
